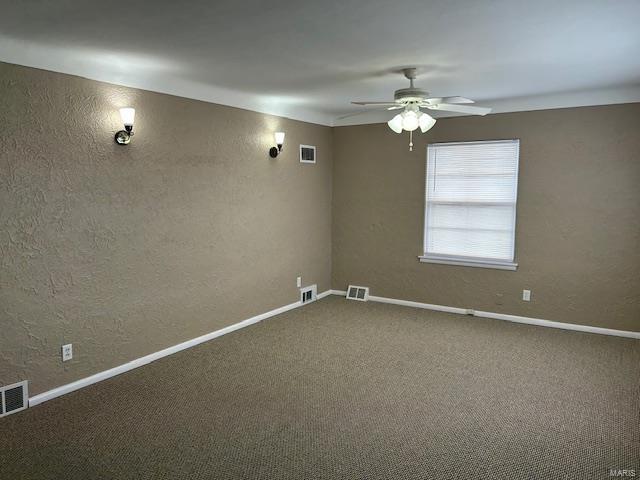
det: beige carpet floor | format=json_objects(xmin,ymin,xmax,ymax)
[{"xmin": 2, "ymin": 296, "xmax": 639, "ymax": 479}]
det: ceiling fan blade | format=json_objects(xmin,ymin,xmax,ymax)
[
  {"xmin": 424, "ymin": 103, "xmax": 492, "ymax": 116},
  {"xmin": 441, "ymin": 96, "xmax": 475, "ymax": 104},
  {"xmin": 422, "ymin": 96, "xmax": 475, "ymax": 105},
  {"xmin": 351, "ymin": 101, "xmax": 398, "ymax": 106},
  {"xmin": 387, "ymin": 105, "xmax": 404, "ymax": 110},
  {"xmin": 337, "ymin": 107, "xmax": 393, "ymax": 120}
]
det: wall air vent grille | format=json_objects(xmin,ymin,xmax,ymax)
[
  {"xmin": 1, "ymin": 381, "xmax": 28, "ymax": 418},
  {"xmin": 300, "ymin": 145, "xmax": 316, "ymax": 164},
  {"xmin": 346, "ymin": 285, "xmax": 369, "ymax": 302},
  {"xmin": 300, "ymin": 284, "xmax": 318, "ymax": 304}
]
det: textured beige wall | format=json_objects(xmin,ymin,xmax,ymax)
[
  {"xmin": 333, "ymin": 104, "xmax": 640, "ymax": 332},
  {"xmin": 0, "ymin": 62, "xmax": 333, "ymax": 395},
  {"xmin": 2, "ymin": 61, "xmax": 638, "ymax": 399}
]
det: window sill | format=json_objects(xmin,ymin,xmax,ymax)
[{"xmin": 418, "ymin": 255, "xmax": 518, "ymax": 271}]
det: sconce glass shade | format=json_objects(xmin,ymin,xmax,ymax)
[
  {"xmin": 274, "ymin": 131, "xmax": 285, "ymax": 146},
  {"xmin": 419, "ymin": 112, "xmax": 436, "ymax": 133},
  {"xmin": 387, "ymin": 114, "xmax": 403, "ymax": 134},
  {"xmin": 119, "ymin": 107, "xmax": 135, "ymax": 127}
]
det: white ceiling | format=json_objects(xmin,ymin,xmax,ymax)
[{"xmin": 1, "ymin": 0, "xmax": 639, "ymax": 126}]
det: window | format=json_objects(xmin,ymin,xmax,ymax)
[{"xmin": 421, "ymin": 139, "xmax": 520, "ymax": 270}]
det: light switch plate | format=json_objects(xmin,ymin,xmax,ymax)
[{"xmin": 522, "ymin": 290, "xmax": 531, "ymax": 302}]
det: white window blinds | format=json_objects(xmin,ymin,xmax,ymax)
[{"xmin": 422, "ymin": 140, "xmax": 519, "ymax": 270}]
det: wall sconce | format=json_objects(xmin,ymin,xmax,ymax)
[
  {"xmin": 269, "ymin": 132, "xmax": 285, "ymax": 158},
  {"xmin": 115, "ymin": 107, "xmax": 136, "ymax": 145}
]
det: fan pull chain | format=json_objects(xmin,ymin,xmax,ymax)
[{"xmin": 409, "ymin": 130, "xmax": 413, "ymax": 151}]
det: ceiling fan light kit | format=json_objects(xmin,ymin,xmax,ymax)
[
  {"xmin": 349, "ymin": 67, "xmax": 492, "ymax": 151},
  {"xmin": 387, "ymin": 107, "xmax": 436, "ymax": 134}
]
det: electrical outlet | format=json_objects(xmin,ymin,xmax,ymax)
[
  {"xmin": 62, "ymin": 344, "xmax": 73, "ymax": 362},
  {"xmin": 522, "ymin": 290, "xmax": 531, "ymax": 302},
  {"xmin": 296, "ymin": 276, "xmax": 302, "ymax": 288}
]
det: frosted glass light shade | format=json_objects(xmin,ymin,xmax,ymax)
[
  {"xmin": 419, "ymin": 113, "xmax": 436, "ymax": 133},
  {"xmin": 119, "ymin": 107, "xmax": 135, "ymax": 127},
  {"xmin": 387, "ymin": 114, "xmax": 403, "ymax": 133},
  {"xmin": 274, "ymin": 132, "xmax": 285, "ymax": 145},
  {"xmin": 388, "ymin": 110, "xmax": 437, "ymax": 135},
  {"xmin": 401, "ymin": 111, "xmax": 419, "ymax": 131}
]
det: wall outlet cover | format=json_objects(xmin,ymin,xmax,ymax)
[
  {"xmin": 522, "ymin": 290, "xmax": 531, "ymax": 302},
  {"xmin": 62, "ymin": 344, "xmax": 73, "ymax": 362}
]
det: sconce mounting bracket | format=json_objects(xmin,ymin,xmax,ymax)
[{"xmin": 115, "ymin": 130, "xmax": 131, "ymax": 145}]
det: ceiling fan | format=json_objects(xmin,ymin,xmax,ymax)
[{"xmin": 347, "ymin": 67, "xmax": 492, "ymax": 151}]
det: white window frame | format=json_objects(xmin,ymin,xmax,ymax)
[{"xmin": 419, "ymin": 139, "xmax": 519, "ymax": 271}]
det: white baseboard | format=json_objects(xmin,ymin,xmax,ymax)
[
  {"xmin": 368, "ymin": 295, "xmax": 469, "ymax": 315},
  {"xmin": 472, "ymin": 310, "xmax": 640, "ymax": 339},
  {"xmin": 28, "ymin": 288, "xmax": 638, "ymax": 407},
  {"xmin": 335, "ymin": 292, "xmax": 640, "ymax": 340},
  {"xmin": 29, "ymin": 290, "xmax": 331, "ymax": 407}
]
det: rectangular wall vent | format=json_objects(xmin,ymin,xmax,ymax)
[
  {"xmin": 346, "ymin": 285, "xmax": 369, "ymax": 302},
  {"xmin": 1, "ymin": 380, "xmax": 28, "ymax": 418},
  {"xmin": 300, "ymin": 284, "xmax": 317, "ymax": 304},
  {"xmin": 300, "ymin": 145, "xmax": 316, "ymax": 164}
]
